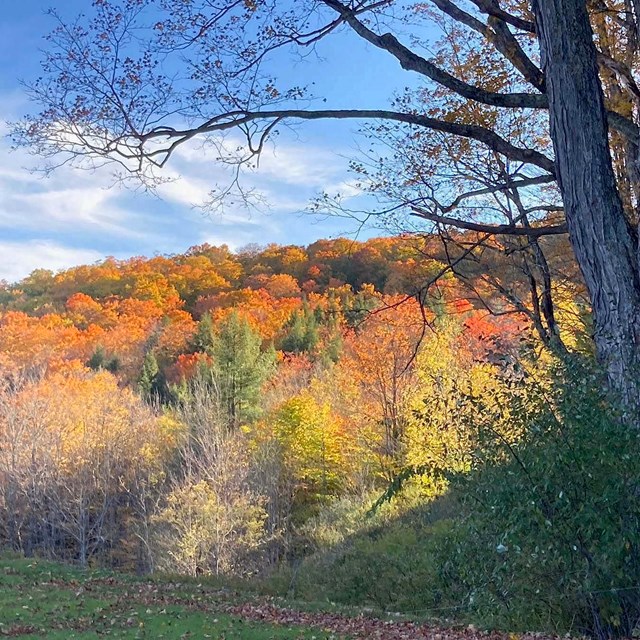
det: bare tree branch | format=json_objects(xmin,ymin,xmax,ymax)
[
  {"xmin": 409, "ymin": 204, "xmax": 567, "ymax": 236},
  {"xmin": 469, "ymin": 0, "xmax": 536, "ymax": 34},
  {"xmin": 428, "ymin": 0, "xmax": 544, "ymax": 90},
  {"xmin": 134, "ymin": 108, "xmax": 557, "ymax": 174},
  {"xmin": 320, "ymin": 0, "xmax": 546, "ymax": 108}
]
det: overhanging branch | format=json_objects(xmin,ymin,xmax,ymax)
[
  {"xmin": 410, "ymin": 204, "xmax": 567, "ymax": 236},
  {"xmin": 139, "ymin": 108, "xmax": 557, "ymax": 174},
  {"xmin": 320, "ymin": 0, "xmax": 546, "ymax": 109}
]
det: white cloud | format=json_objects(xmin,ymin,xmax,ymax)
[
  {"xmin": 197, "ymin": 228, "xmax": 269, "ymax": 251},
  {"xmin": 254, "ymin": 143, "xmax": 348, "ymax": 188},
  {"xmin": 0, "ymin": 105, "xmax": 369, "ymax": 272},
  {"xmin": 156, "ymin": 175, "xmax": 212, "ymax": 207},
  {"xmin": 0, "ymin": 240, "xmax": 103, "ymax": 283},
  {"xmin": 0, "ymin": 186, "xmax": 148, "ymax": 239},
  {"xmin": 173, "ymin": 133, "xmax": 351, "ymax": 191},
  {"xmin": 0, "ymin": 136, "xmax": 151, "ymax": 239},
  {"xmin": 322, "ymin": 179, "xmax": 363, "ymax": 200}
]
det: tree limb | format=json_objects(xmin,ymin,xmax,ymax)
[
  {"xmin": 428, "ymin": 0, "xmax": 544, "ymax": 90},
  {"xmin": 410, "ymin": 204, "xmax": 567, "ymax": 236},
  {"xmin": 469, "ymin": 0, "xmax": 536, "ymax": 34},
  {"xmin": 138, "ymin": 109, "xmax": 557, "ymax": 174},
  {"xmin": 427, "ymin": 174, "xmax": 557, "ymax": 213},
  {"xmin": 319, "ymin": 0, "xmax": 639, "ymax": 142},
  {"xmin": 320, "ymin": 0, "xmax": 546, "ymax": 109}
]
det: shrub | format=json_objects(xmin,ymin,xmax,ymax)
[
  {"xmin": 289, "ymin": 356, "xmax": 640, "ymax": 639},
  {"xmin": 429, "ymin": 357, "xmax": 640, "ymax": 638}
]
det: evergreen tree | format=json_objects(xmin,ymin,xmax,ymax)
[
  {"xmin": 139, "ymin": 351, "xmax": 162, "ymax": 400},
  {"xmin": 190, "ymin": 312, "xmax": 215, "ymax": 353},
  {"xmin": 280, "ymin": 304, "xmax": 319, "ymax": 354},
  {"xmin": 87, "ymin": 345, "xmax": 120, "ymax": 373},
  {"xmin": 322, "ymin": 331, "xmax": 343, "ymax": 365},
  {"xmin": 345, "ymin": 288, "xmax": 378, "ymax": 328},
  {"xmin": 210, "ymin": 312, "xmax": 276, "ymax": 429}
]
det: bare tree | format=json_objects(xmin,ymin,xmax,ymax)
[
  {"xmin": 0, "ymin": 367, "xmax": 166, "ymax": 567},
  {"xmin": 152, "ymin": 379, "xmax": 270, "ymax": 576}
]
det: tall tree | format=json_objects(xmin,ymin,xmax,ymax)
[
  {"xmin": 208, "ymin": 312, "xmax": 276, "ymax": 430},
  {"xmin": 14, "ymin": 0, "xmax": 640, "ymax": 410},
  {"xmin": 532, "ymin": 0, "xmax": 640, "ymax": 416},
  {"xmin": 139, "ymin": 350, "xmax": 162, "ymax": 400}
]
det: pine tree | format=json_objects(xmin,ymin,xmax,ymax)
[
  {"xmin": 210, "ymin": 312, "xmax": 276, "ymax": 429},
  {"xmin": 280, "ymin": 304, "xmax": 319, "ymax": 354},
  {"xmin": 139, "ymin": 351, "xmax": 161, "ymax": 400},
  {"xmin": 190, "ymin": 312, "xmax": 215, "ymax": 353},
  {"xmin": 87, "ymin": 345, "xmax": 120, "ymax": 373}
]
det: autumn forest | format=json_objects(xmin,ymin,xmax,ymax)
[
  {"xmin": 0, "ymin": 231, "xmax": 620, "ymax": 634},
  {"xmin": 6, "ymin": 0, "xmax": 640, "ymax": 638},
  {"xmin": 0, "ymin": 235, "xmax": 534, "ymax": 572}
]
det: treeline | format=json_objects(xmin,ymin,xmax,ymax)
[
  {"xmin": 0, "ymin": 236, "xmax": 445, "ymax": 386},
  {"xmin": 0, "ymin": 236, "xmax": 441, "ymax": 313}
]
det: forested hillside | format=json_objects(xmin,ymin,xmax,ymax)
[
  {"xmin": 8, "ymin": 0, "xmax": 640, "ymax": 636},
  {"xmin": 0, "ymin": 234, "xmax": 544, "ymax": 381},
  {"xmin": 0, "ymin": 234, "xmax": 532, "ymax": 568},
  {"xmin": 3, "ymin": 234, "xmax": 633, "ymax": 637}
]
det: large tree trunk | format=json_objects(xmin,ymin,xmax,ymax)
[{"xmin": 533, "ymin": 0, "xmax": 640, "ymax": 417}]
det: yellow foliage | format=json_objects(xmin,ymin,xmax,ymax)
[
  {"xmin": 154, "ymin": 479, "xmax": 267, "ymax": 577},
  {"xmin": 253, "ymin": 392, "xmax": 351, "ymax": 497},
  {"xmin": 406, "ymin": 319, "xmax": 526, "ymax": 495},
  {"xmin": 1, "ymin": 365, "xmax": 167, "ymax": 478}
]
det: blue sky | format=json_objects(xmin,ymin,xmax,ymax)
[{"xmin": 0, "ymin": 1, "xmax": 420, "ymax": 282}]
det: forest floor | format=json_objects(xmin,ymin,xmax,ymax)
[{"xmin": 0, "ymin": 555, "xmax": 562, "ymax": 639}]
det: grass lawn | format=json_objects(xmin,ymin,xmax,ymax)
[{"xmin": 0, "ymin": 556, "xmax": 345, "ymax": 639}]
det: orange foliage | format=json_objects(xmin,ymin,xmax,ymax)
[
  {"xmin": 335, "ymin": 296, "xmax": 427, "ymax": 467},
  {"xmin": 461, "ymin": 311, "xmax": 526, "ymax": 360},
  {"xmin": 0, "ymin": 311, "xmax": 91, "ymax": 372},
  {"xmin": 196, "ymin": 288, "xmax": 302, "ymax": 340},
  {"xmin": 156, "ymin": 309, "xmax": 197, "ymax": 362},
  {"xmin": 4, "ymin": 363, "xmax": 170, "ymax": 485},
  {"xmin": 166, "ymin": 352, "xmax": 212, "ymax": 384}
]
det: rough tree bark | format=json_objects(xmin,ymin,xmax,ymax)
[{"xmin": 533, "ymin": 0, "xmax": 640, "ymax": 417}]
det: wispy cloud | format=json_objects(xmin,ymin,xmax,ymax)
[
  {"xmin": 253, "ymin": 143, "xmax": 349, "ymax": 188},
  {"xmin": 0, "ymin": 132, "xmax": 150, "ymax": 239},
  {"xmin": 0, "ymin": 105, "xmax": 370, "ymax": 283},
  {"xmin": 174, "ymin": 134, "xmax": 352, "ymax": 191},
  {"xmin": 0, "ymin": 240, "xmax": 103, "ymax": 283}
]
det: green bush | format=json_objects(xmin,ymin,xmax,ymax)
[
  {"xmin": 437, "ymin": 358, "xmax": 640, "ymax": 638},
  {"xmin": 289, "ymin": 493, "xmax": 460, "ymax": 614}
]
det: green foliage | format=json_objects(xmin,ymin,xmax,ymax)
[
  {"xmin": 139, "ymin": 350, "xmax": 162, "ymax": 399},
  {"xmin": 15, "ymin": 269, "xmax": 56, "ymax": 312},
  {"xmin": 287, "ymin": 356, "xmax": 640, "ymax": 639},
  {"xmin": 342, "ymin": 287, "xmax": 378, "ymax": 328},
  {"xmin": 87, "ymin": 345, "xmax": 120, "ymax": 373},
  {"xmin": 321, "ymin": 330, "xmax": 343, "ymax": 364},
  {"xmin": 279, "ymin": 304, "xmax": 319, "ymax": 354},
  {"xmin": 436, "ymin": 358, "xmax": 640, "ymax": 638},
  {"xmin": 289, "ymin": 493, "xmax": 459, "ymax": 613},
  {"xmin": 206, "ymin": 312, "xmax": 276, "ymax": 429},
  {"xmin": 190, "ymin": 312, "xmax": 215, "ymax": 353}
]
